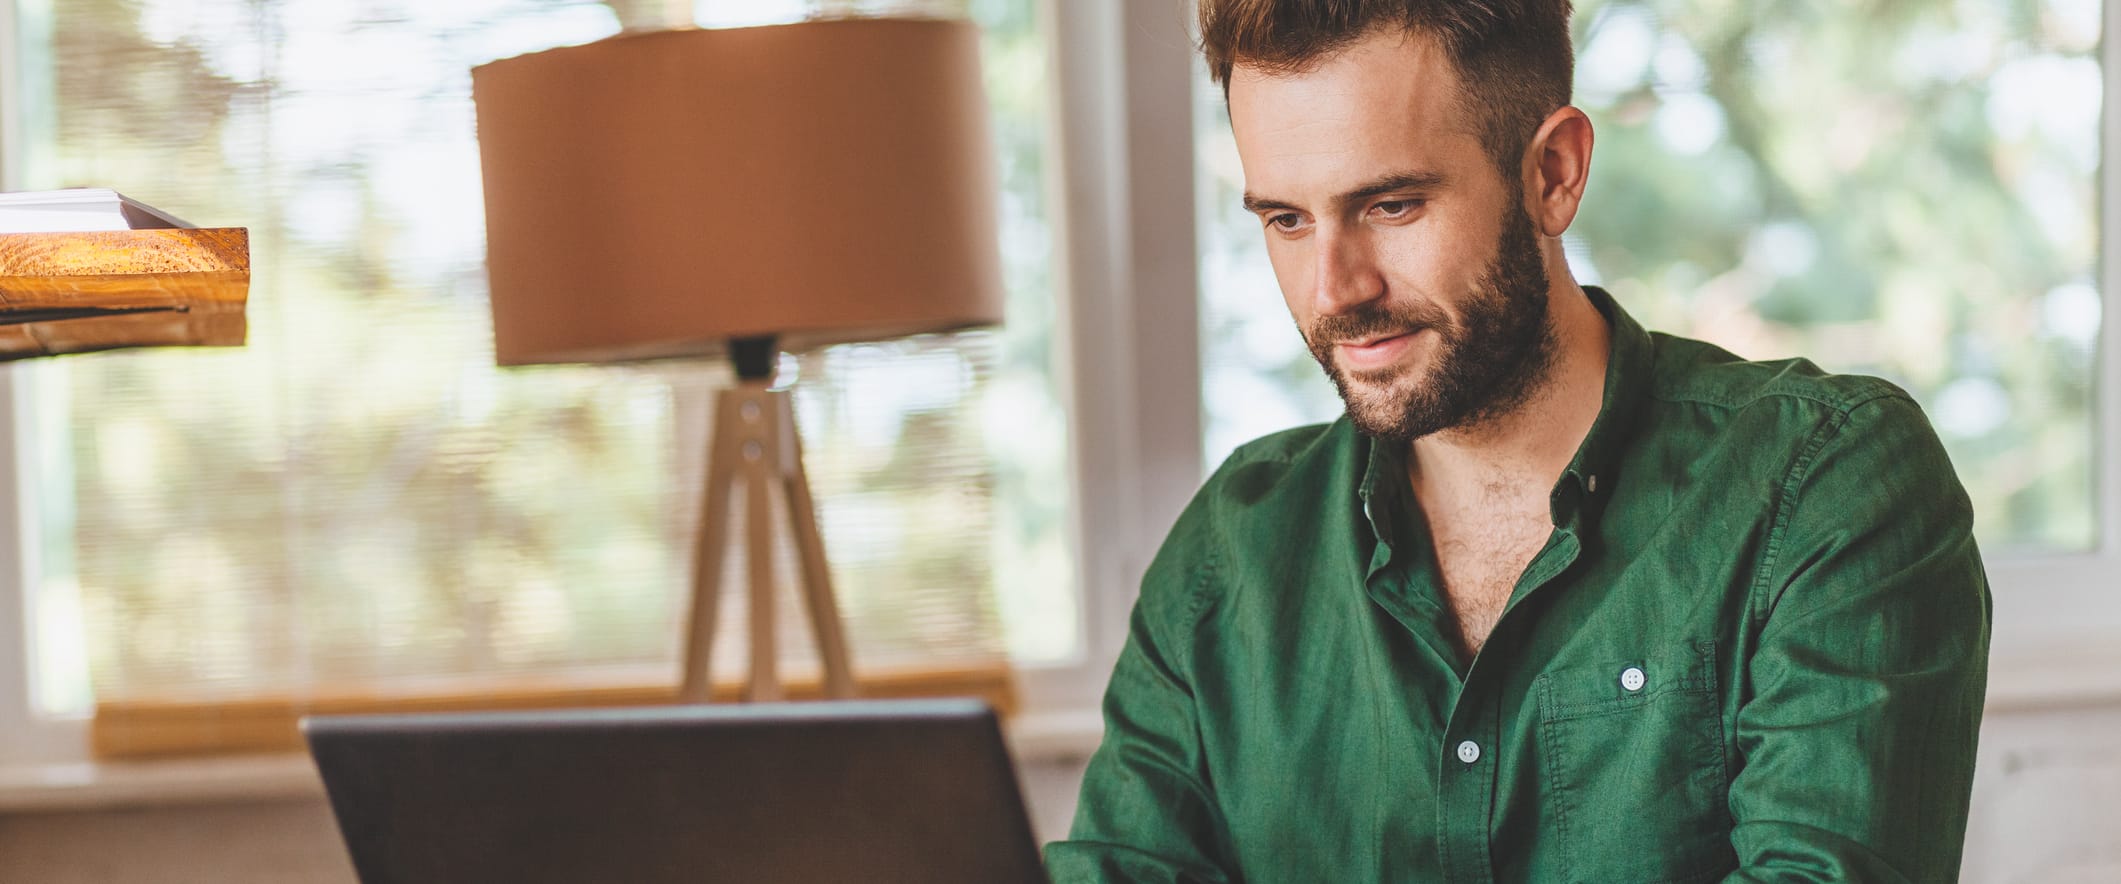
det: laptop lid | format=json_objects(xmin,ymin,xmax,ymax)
[{"xmin": 304, "ymin": 699, "xmax": 1048, "ymax": 884}]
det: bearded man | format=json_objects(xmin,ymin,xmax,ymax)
[{"xmin": 1043, "ymin": 2, "xmax": 1991, "ymax": 882}]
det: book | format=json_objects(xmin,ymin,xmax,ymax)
[
  {"xmin": 0, "ymin": 189, "xmax": 248, "ymax": 359},
  {"xmin": 0, "ymin": 187, "xmax": 192, "ymax": 233}
]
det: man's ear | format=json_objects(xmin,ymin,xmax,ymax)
[{"xmin": 1521, "ymin": 106, "xmax": 1594, "ymax": 238}]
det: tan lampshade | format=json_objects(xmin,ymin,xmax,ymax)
[{"xmin": 471, "ymin": 17, "xmax": 1004, "ymax": 366}]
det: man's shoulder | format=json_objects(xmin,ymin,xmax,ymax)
[
  {"xmin": 1222, "ymin": 419, "xmax": 1353, "ymax": 467},
  {"xmin": 1646, "ymin": 330, "xmax": 1916, "ymax": 421},
  {"xmin": 1148, "ymin": 420, "xmax": 1360, "ymax": 568},
  {"xmin": 1638, "ymin": 331, "xmax": 1961, "ymax": 509},
  {"xmin": 1200, "ymin": 418, "xmax": 1363, "ymax": 509},
  {"xmin": 1135, "ymin": 419, "xmax": 1364, "ymax": 632}
]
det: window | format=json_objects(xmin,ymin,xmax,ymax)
[
  {"xmin": 1, "ymin": 0, "xmax": 1077, "ymax": 758},
  {"xmin": 12, "ymin": 0, "xmax": 2106, "ymax": 769}
]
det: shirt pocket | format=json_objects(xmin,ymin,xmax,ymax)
[{"xmin": 1535, "ymin": 640, "xmax": 1734, "ymax": 884}]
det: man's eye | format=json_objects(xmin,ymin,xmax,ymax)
[
  {"xmin": 1268, "ymin": 213, "xmax": 1305, "ymax": 231},
  {"xmin": 1373, "ymin": 199, "xmax": 1422, "ymax": 218}
]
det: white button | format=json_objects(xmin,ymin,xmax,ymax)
[
  {"xmin": 1455, "ymin": 740, "xmax": 1480, "ymax": 764},
  {"xmin": 1620, "ymin": 667, "xmax": 1646, "ymax": 692},
  {"xmin": 1586, "ymin": 474, "xmax": 1599, "ymax": 493}
]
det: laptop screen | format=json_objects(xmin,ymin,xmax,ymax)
[{"xmin": 304, "ymin": 699, "xmax": 1048, "ymax": 884}]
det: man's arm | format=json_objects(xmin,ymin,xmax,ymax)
[
  {"xmin": 1043, "ymin": 541, "xmax": 1238, "ymax": 883},
  {"xmin": 1724, "ymin": 394, "xmax": 1991, "ymax": 883}
]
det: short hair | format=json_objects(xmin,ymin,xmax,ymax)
[{"xmin": 1200, "ymin": 0, "xmax": 1575, "ymax": 175}]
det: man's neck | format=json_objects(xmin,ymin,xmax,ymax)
[{"xmin": 1407, "ymin": 277, "xmax": 1611, "ymax": 503}]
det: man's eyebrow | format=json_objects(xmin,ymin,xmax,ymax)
[
  {"xmin": 1240, "ymin": 192, "xmax": 1297, "ymax": 215},
  {"xmin": 1341, "ymin": 170, "xmax": 1448, "ymax": 204},
  {"xmin": 1240, "ymin": 170, "xmax": 1450, "ymax": 216}
]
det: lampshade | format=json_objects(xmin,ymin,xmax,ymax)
[{"xmin": 471, "ymin": 17, "xmax": 1004, "ymax": 366}]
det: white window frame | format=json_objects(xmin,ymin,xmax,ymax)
[
  {"xmin": 0, "ymin": 0, "xmax": 87, "ymax": 768},
  {"xmin": 1009, "ymin": 0, "xmax": 1203, "ymax": 726},
  {"xmin": 1, "ymin": 0, "xmax": 2116, "ymax": 769}
]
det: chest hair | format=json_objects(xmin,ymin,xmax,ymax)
[{"xmin": 1420, "ymin": 486, "xmax": 1553, "ymax": 659}]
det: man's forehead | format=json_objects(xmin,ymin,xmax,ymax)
[{"xmin": 1225, "ymin": 28, "xmax": 1483, "ymax": 202}]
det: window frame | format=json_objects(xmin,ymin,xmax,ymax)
[
  {"xmin": 1009, "ymin": 0, "xmax": 1204, "ymax": 722},
  {"xmin": 2, "ymin": 0, "xmax": 2118, "ymax": 769},
  {"xmin": 0, "ymin": 0, "xmax": 87, "ymax": 768}
]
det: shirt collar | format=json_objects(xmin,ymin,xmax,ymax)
[
  {"xmin": 1552, "ymin": 285, "xmax": 1652, "ymax": 524},
  {"xmin": 1356, "ymin": 435, "xmax": 1406, "ymax": 579},
  {"xmin": 1357, "ymin": 284, "xmax": 1652, "ymax": 542},
  {"xmin": 1358, "ymin": 432, "xmax": 1404, "ymax": 544}
]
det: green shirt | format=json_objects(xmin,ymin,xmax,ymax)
[{"xmin": 1045, "ymin": 288, "xmax": 1991, "ymax": 884}]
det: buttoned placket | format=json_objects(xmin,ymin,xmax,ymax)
[
  {"xmin": 1361, "ymin": 436, "xmax": 1607, "ymax": 883},
  {"xmin": 1436, "ymin": 675, "xmax": 1502, "ymax": 883},
  {"xmin": 1432, "ymin": 507, "xmax": 1587, "ymax": 882}
]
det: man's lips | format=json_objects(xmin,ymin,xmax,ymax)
[
  {"xmin": 1343, "ymin": 332, "xmax": 1413, "ymax": 348},
  {"xmin": 1334, "ymin": 329, "xmax": 1422, "ymax": 370}
]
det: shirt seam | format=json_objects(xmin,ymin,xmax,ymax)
[
  {"xmin": 1183, "ymin": 546, "xmax": 1218, "ymax": 660},
  {"xmin": 1747, "ymin": 392, "xmax": 1904, "ymax": 629}
]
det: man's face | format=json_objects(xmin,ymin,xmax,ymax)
[{"xmin": 1228, "ymin": 28, "xmax": 1556, "ymax": 443}]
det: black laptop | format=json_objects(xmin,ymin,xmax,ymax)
[{"xmin": 303, "ymin": 699, "xmax": 1049, "ymax": 884}]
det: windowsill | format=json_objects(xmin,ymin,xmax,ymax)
[
  {"xmin": 12, "ymin": 651, "xmax": 2110, "ymax": 817},
  {"xmin": 1984, "ymin": 641, "xmax": 2121, "ymax": 714},
  {"xmin": 0, "ymin": 704, "xmax": 1110, "ymax": 816}
]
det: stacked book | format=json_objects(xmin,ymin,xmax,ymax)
[{"xmin": 0, "ymin": 188, "xmax": 249, "ymax": 360}]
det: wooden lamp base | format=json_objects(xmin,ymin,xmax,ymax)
[{"xmin": 678, "ymin": 343, "xmax": 855, "ymax": 703}]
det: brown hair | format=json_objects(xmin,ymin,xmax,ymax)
[{"xmin": 1200, "ymin": 0, "xmax": 1574, "ymax": 174}]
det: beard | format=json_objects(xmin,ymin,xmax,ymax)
[{"xmin": 1302, "ymin": 202, "xmax": 1558, "ymax": 444}]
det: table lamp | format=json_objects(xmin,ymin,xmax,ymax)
[{"xmin": 470, "ymin": 17, "xmax": 1003, "ymax": 703}]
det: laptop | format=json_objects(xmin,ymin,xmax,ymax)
[{"xmin": 303, "ymin": 698, "xmax": 1049, "ymax": 884}]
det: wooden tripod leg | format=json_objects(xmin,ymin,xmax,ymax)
[
  {"xmin": 742, "ymin": 392, "xmax": 783, "ymax": 702},
  {"xmin": 778, "ymin": 397, "xmax": 855, "ymax": 699},
  {"xmin": 680, "ymin": 392, "xmax": 741, "ymax": 703}
]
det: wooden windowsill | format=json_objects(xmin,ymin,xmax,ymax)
[{"xmin": 90, "ymin": 662, "xmax": 1018, "ymax": 760}]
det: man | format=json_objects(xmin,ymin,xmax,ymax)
[{"xmin": 1043, "ymin": 2, "xmax": 1991, "ymax": 882}]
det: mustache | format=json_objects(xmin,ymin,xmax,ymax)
[{"xmin": 1304, "ymin": 300, "xmax": 1451, "ymax": 348}]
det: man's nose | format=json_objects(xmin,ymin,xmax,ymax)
[{"xmin": 1309, "ymin": 227, "xmax": 1385, "ymax": 316}]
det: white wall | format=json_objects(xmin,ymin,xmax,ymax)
[{"xmin": 1963, "ymin": 704, "xmax": 2121, "ymax": 882}]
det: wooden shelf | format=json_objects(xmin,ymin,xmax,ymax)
[{"xmin": 0, "ymin": 227, "xmax": 250, "ymax": 360}]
